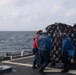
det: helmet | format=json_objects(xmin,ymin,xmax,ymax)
[{"xmin": 36, "ymin": 30, "xmax": 42, "ymax": 34}]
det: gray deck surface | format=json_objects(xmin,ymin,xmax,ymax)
[{"xmin": 0, "ymin": 55, "xmax": 76, "ymax": 75}]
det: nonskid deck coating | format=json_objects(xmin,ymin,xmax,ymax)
[{"xmin": 1, "ymin": 55, "xmax": 76, "ymax": 75}]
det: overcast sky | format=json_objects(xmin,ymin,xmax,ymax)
[{"xmin": 0, "ymin": 0, "xmax": 76, "ymax": 31}]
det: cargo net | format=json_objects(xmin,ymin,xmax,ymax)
[{"xmin": 46, "ymin": 23, "xmax": 76, "ymax": 64}]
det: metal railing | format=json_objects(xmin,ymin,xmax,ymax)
[
  {"xmin": 0, "ymin": 50, "xmax": 33, "ymax": 60},
  {"xmin": 21, "ymin": 50, "xmax": 32, "ymax": 57}
]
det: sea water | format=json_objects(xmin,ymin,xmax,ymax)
[{"xmin": 0, "ymin": 31, "xmax": 36, "ymax": 56}]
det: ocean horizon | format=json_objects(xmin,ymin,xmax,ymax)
[{"xmin": 0, "ymin": 31, "xmax": 36, "ymax": 56}]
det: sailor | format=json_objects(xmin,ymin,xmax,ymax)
[
  {"xmin": 32, "ymin": 30, "xmax": 42, "ymax": 69},
  {"xmin": 61, "ymin": 33, "xmax": 74, "ymax": 73},
  {"xmin": 38, "ymin": 29, "xmax": 52, "ymax": 74}
]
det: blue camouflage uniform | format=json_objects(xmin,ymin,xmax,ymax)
[
  {"xmin": 61, "ymin": 36, "xmax": 74, "ymax": 71},
  {"xmin": 38, "ymin": 33, "xmax": 52, "ymax": 73},
  {"xmin": 62, "ymin": 36, "xmax": 74, "ymax": 56}
]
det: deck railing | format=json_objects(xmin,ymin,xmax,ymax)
[{"xmin": 0, "ymin": 50, "xmax": 33, "ymax": 60}]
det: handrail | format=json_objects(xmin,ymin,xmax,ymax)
[
  {"xmin": 21, "ymin": 50, "xmax": 32, "ymax": 57},
  {"xmin": 0, "ymin": 50, "xmax": 33, "ymax": 60}
]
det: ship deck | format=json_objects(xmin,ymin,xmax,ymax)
[{"xmin": 0, "ymin": 55, "xmax": 76, "ymax": 75}]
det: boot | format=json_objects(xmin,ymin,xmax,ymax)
[
  {"xmin": 32, "ymin": 65, "xmax": 37, "ymax": 69},
  {"xmin": 61, "ymin": 69, "xmax": 69, "ymax": 73},
  {"xmin": 38, "ymin": 67, "xmax": 45, "ymax": 74}
]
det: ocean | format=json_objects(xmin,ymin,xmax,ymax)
[{"xmin": 0, "ymin": 31, "xmax": 36, "ymax": 56}]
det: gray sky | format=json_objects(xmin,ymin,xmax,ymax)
[{"xmin": 0, "ymin": 0, "xmax": 76, "ymax": 31}]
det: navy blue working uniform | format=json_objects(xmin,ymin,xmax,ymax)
[
  {"xmin": 61, "ymin": 36, "xmax": 74, "ymax": 72},
  {"xmin": 38, "ymin": 32, "xmax": 52, "ymax": 73}
]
